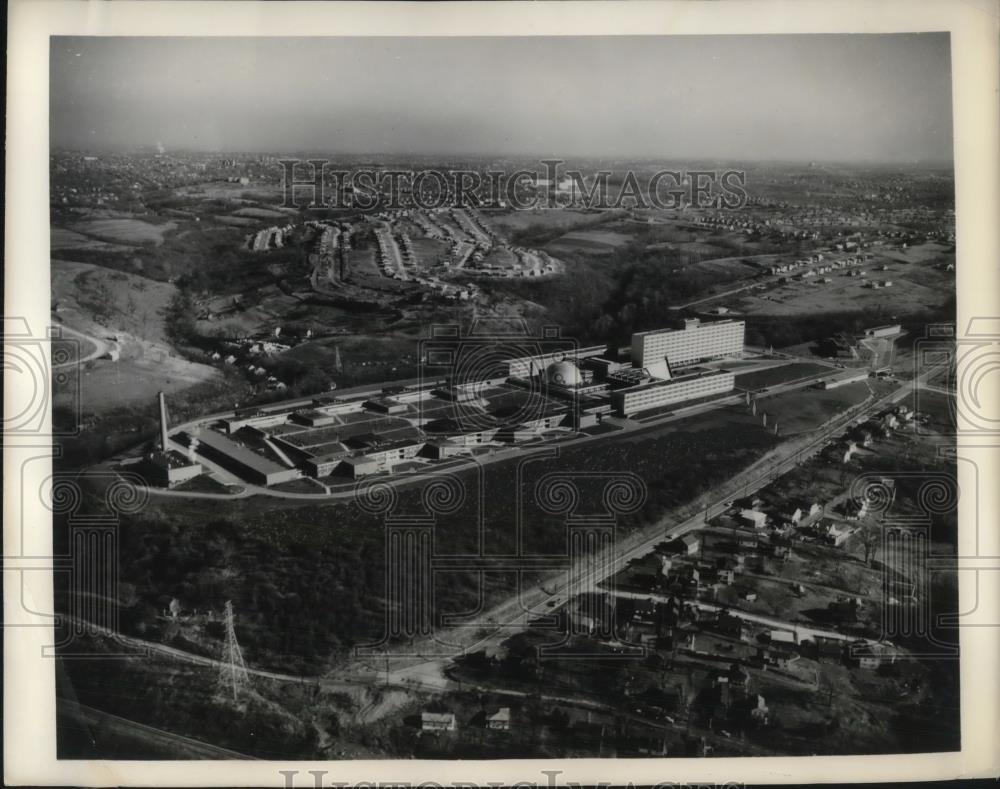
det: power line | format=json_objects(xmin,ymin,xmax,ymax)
[{"xmin": 219, "ymin": 600, "xmax": 251, "ymax": 702}]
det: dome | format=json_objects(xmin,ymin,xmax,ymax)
[{"xmin": 546, "ymin": 360, "xmax": 582, "ymax": 387}]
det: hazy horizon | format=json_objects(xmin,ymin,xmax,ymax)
[{"xmin": 51, "ymin": 34, "xmax": 954, "ymax": 163}]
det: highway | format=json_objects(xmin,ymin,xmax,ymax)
[
  {"xmin": 66, "ymin": 357, "xmax": 938, "ymax": 745},
  {"xmin": 379, "ymin": 361, "xmax": 942, "ymax": 683}
]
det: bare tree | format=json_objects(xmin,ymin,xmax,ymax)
[{"xmin": 858, "ymin": 518, "xmax": 881, "ymax": 567}]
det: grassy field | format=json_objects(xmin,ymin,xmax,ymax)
[
  {"xmin": 546, "ymin": 229, "xmax": 633, "ymax": 255},
  {"xmin": 753, "ymin": 382, "xmax": 873, "ymax": 435},
  {"xmin": 735, "ymin": 252, "xmax": 954, "ymax": 317},
  {"xmin": 232, "ymin": 206, "xmax": 288, "ymax": 219},
  {"xmin": 52, "ymin": 259, "xmax": 179, "ymax": 346},
  {"xmin": 51, "ymin": 227, "xmax": 134, "ymax": 253},
  {"xmin": 485, "ymin": 208, "xmax": 616, "ymax": 234},
  {"xmin": 733, "ymin": 362, "xmax": 831, "ymax": 391},
  {"xmin": 68, "ymin": 218, "xmax": 177, "ymax": 246}
]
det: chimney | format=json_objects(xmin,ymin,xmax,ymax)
[{"xmin": 158, "ymin": 391, "xmax": 170, "ymax": 453}]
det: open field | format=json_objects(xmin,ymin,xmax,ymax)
[
  {"xmin": 232, "ymin": 207, "xmax": 289, "ymax": 219},
  {"xmin": 68, "ymin": 218, "xmax": 177, "ymax": 246},
  {"xmin": 51, "ymin": 259, "xmax": 221, "ymax": 414},
  {"xmin": 74, "ymin": 351, "xmax": 221, "ymax": 410},
  {"xmin": 52, "ymin": 259, "xmax": 176, "ymax": 346},
  {"xmin": 51, "ymin": 227, "xmax": 135, "ymax": 253},
  {"xmin": 878, "ymin": 241, "xmax": 952, "ymax": 264},
  {"xmin": 733, "ymin": 362, "xmax": 831, "ymax": 391},
  {"xmin": 485, "ymin": 208, "xmax": 615, "ymax": 233},
  {"xmin": 734, "ymin": 274, "xmax": 950, "ymax": 316},
  {"xmin": 754, "ymin": 381, "xmax": 874, "ymax": 434},
  {"xmin": 215, "ymin": 215, "xmax": 259, "ymax": 228},
  {"xmin": 545, "ymin": 229, "xmax": 633, "ymax": 255}
]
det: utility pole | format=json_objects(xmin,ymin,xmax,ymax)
[{"xmin": 219, "ymin": 600, "xmax": 251, "ymax": 702}]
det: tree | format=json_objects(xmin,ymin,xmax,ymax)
[{"xmin": 858, "ymin": 519, "xmax": 881, "ymax": 566}]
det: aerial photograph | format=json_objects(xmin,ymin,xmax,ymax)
[{"xmin": 49, "ymin": 33, "xmax": 960, "ymax": 760}]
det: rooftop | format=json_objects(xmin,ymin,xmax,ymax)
[{"xmin": 192, "ymin": 429, "xmax": 288, "ymax": 475}]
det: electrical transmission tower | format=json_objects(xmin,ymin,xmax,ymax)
[{"xmin": 219, "ymin": 600, "xmax": 251, "ymax": 701}]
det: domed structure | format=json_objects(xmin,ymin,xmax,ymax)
[{"xmin": 546, "ymin": 360, "xmax": 583, "ymax": 387}]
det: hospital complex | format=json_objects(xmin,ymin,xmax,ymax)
[{"xmin": 149, "ymin": 318, "xmax": 745, "ymax": 487}]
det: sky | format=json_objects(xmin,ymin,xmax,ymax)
[{"xmin": 50, "ymin": 34, "xmax": 953, "ymax": 162}]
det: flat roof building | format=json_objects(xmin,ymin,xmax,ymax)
[
  {"xmin": 504, "ymin": 344, "xmax": 607, "ymax": 379},
  {"xmin": 631, "ymin": 318, "xmax": 744, "ymax": 374},
  {"xmin": 146, "ymin": 450, "xmax": 203, "ymax": 489},
  {"xmin": 188, "ymin": 429, "xmax": 300, "ymax": 487},
  {"xmin": 611, "ymin": 369, "xmax": 735, "ymax": 418}
]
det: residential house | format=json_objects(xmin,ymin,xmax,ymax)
[
  {"xmin": 849, "ymin": 641, "xmax": 896, "ymax": 670},
  {"xmin": 811, "ymin": 637, "xmax": 846, "ymax": 663},
  {"xmin": 769, "ymin": 537, "xmax": 792, "ymax": 560},
  {"xmin": 748, "ymin": 694, "xmax": 770, "ymax": 725},
  {"xmin": 842, "ymin": 498, "xmax": 869, "ymax": 521},
  {"xmin": 823, "ymin": 521, "xmax": 853, "ymax": 547},
  {"xmin": 759, "ymin": 640, "xmax": 800, "ymax": 669},
  {"xmin": 680, "ymin": 533, "xmax": 701, "ymax": 556},
  {"xmin": 485, "ymin": 708, "xmax": 511, "ymax": 731},
  {"xmin": 769, "ymin": 629, "xmax": 797, "ymax": 648},
  {"xmin": 739, "ymin": 509, "xmax": 768, "ymax": 530},
  {"xmin": 715, "ymin": 557, "xmax": 738, "ymax": 586},
  {"xmin": 829, "ymin": 597, "xmax": 862, "ymax": 624},
  {"xmin": 715, "ymin": 610, "xmax": 751, "ymax": 641},
  {"xmin": 737, "ymin": 534, "xmax": 759, "ymax": 552},
  {"xmin": 421, "ymin": 711, "xmax": 457, "ymax": 732}
]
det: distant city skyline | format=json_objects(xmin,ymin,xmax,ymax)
[{"xmin": 50, "ymin": 34, "xmax": 953, "ymax": 163}]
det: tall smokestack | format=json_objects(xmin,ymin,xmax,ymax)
[{"xmin": 158, "ymin": 391, "xmax": 170, "ymax": 453}]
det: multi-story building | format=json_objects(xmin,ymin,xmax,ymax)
[
  {"xmin": 631, "ymin": 318, "xmax": 744, "ymax": 374},
  {"xmin": 610, "ymin": 369, "xmax": 735, "ymax": 417},
  {"xmin": 504, "ymin": 344, "xmax": 606, "ymax": 378}
]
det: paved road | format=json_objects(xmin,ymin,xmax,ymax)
[
  {"xmin": 380, "ymin": 362, "xmax": 942, "ymax": 679},
  {"xmin": 51, "ymin": 323, "xmax": 109, "ymax": 369}
]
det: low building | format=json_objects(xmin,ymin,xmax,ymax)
[
  {"xmin": 822, "ymin": 521, "xmax": 853, "ymax": 547},
  {"xmin": 716, "ymin": 559, "xmax": 737, "ymax": 586},
  {"xmin": 739, "ymin": 509, "xmax": 768, "ymax": 530},
  {"xmin": 421, "ymin": 438, "xmax": 465, "ymax": 460},
  {"xmin": 862, "ymin": 324, "xmax": 901, "ymax": 339},
  {"xmin": 680, "ymin": 533, "xmax": 701, "ymax": 555},
  {"xmin": 421, "ymin": 711, "xmax": 457, "ymax": 732},
  {"xmin": 303, "ymin": 449, "xmax": 350, "ymax": 478},
  {"xmin": 485, "ymin": 707, "xmax": 511, "ymax": 731},
  {"xmin": 749, "ymin": 694, "xmax": 770, "ymax": 724},
  {"xmin": 145, "ymin": 450, "xmax": 202, "ymax": 489},
  {"xmin": 769, "ymin": 629, "xmax": 797, "ymax": 647},
  {"xmin": 818, "ymin": 368, "xmax": 869, "ymax": 389},
  {"xmin": 716, "ymin": 610, "xmax": 751, "ymax": 641},
  {"xmin": 364, "ymin": 397, "xmax": 408, "ymax": 415},
  {"xmin": 290, "ymin": 409, "xmax": 338, "ymax": 428},
  {"xmin": 737, "ymin": 534, "xmax": 759, "ymax": 551},
  {"xmin": 850, "ymin": 641, "xmax": 896, "ymax": 670},
  {"xmin": 188, "ymin": 429, "xmax": 300, "ymax": 486}
]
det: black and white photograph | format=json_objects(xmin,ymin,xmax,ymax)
[{"xmin": 4, "ymin": 0, "xmax": 1000, "ymax": 784}]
